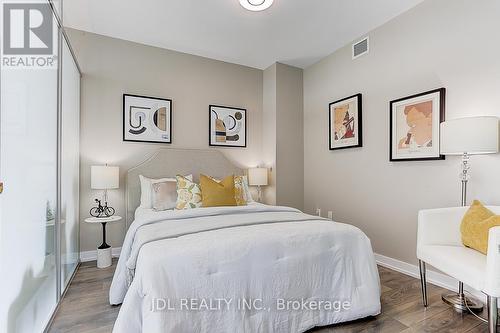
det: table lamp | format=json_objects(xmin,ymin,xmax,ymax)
[
  {"xmin": 248, "ymin": 167, "xmax": 268, "ymax": 202},
  {"xmin": 91, "ymin": 165, "xmax": 119, "ymax": 217},
  {"xmin": 440, "ymin": 116, "xmax": 499, "ymax": 312}
]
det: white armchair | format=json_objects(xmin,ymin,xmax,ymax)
[{"xmin": 417, "ymin": 206, "xmax": 500, "ymax": 333}]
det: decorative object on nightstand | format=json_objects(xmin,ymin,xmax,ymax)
[
  {"xmin": 90, "ymin": 165, "xmax": 119, "ymax": 217},
  {"xmin": 84, "ymin": 215, "xmax": 122, "ymax": 268},
  {"xmin": 248, "ymin": 167, "xmax": 268, "ymax": 202},
  {"xmin": 434, "ymin": 116, "xmax": 499, "ymax": 313}
]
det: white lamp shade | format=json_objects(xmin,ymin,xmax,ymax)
[
  {"xmin": 248, "ymin": 167, "xmax": 268, "ymax": 186},
  {"xmin": 440, "ymin": 116, "xmax": 499, "ymax": 155},
  {"xmin": 91, "ymin": 166, "xmax": 119, "ymax": 189}
]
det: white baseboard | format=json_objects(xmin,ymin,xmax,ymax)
[
  {"xmin": 80, "ymin": 247, "xmax": 122, "ymax": 262},
  {"xmin": 374, "ymin": 253, "xmax": 486, "ymax": 302}
]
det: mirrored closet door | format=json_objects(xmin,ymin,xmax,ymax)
[
  {"xmin": 0, "ymin": 1, "xmax": 81, "ymax": 331},
  {"xmin": 0, "ymin": 8, "xmax": 59, "ymax": 333}
]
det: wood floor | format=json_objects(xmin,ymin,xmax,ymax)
[{"xmin": 49, "ymin": 261, "xmax": 492, "ymax": 333}]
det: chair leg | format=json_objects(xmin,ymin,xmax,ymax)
[
  {"xmin": 419, "ymin": 260, "xmax": 428, "ymax": 307},
  {"xmin": 487, "ymin": 296, "xmax": 498, "ymax": 333}
]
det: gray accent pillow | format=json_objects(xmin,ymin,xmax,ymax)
[{"xmin": 152, "ymin": 181, "xmax": 178, "ymax": 211}]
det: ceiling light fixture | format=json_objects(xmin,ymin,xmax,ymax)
[{"xmin": 239, "ymin": 0, "xmax": 274, "ymax": 12}]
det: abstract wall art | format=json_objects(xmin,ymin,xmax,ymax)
[
  {"xmin": 123, "ymin": 94, "xmax": 172, "ymax": 144},
  {"xmin": 209, "ymin": 105, "xmax": 247, "ymax": 148},
  {"xmin": 329, "ymin": 94, "xmax": 362, "ymax": 150},
  {"xmin": 390, "ymin": 88, "xmax": 445, "ymax": 161}
]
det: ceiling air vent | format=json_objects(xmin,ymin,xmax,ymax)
[{"xmin": 352, "ymin": 37, "xmax": 369, "ymax": 59}]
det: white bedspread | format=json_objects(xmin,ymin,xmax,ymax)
[{"xmin": 111, "ymin": 204, "xmax": 381, "ymax": 333}]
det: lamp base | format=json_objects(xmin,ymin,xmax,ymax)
[{"xmin": 442, "ymin": 292, "xmax": 483, "ymax": 313}]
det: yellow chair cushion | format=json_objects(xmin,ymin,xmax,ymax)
[
  {"xmin": 200, "ymin": 174, "xmax": 237, "ymax": 207},
  {"xmin": 461, "ymin": 200, "xmax": 500, "ymax": 255}
]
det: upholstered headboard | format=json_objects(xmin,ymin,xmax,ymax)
[{"xmin": 126, "ymin": 149, "xmax": 244, "ymax": 227}]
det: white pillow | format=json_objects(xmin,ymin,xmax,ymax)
[{"xmin": 139, "ymin": 174, "xmax": 192, "ymax": 208}]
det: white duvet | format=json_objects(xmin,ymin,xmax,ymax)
[{"xmin": 111, "ymin": 204, "xmax": 381, "ymax": 333}]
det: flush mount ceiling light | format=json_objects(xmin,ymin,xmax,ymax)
[{"xmin": 239, "ymin": 0, "xmax": 274, "ymax": 12}]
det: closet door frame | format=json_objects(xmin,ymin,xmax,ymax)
[{"xmin": 48, "ymin": 0, "xmax": 82, "ymax": 326}]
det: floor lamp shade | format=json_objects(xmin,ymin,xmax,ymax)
[
  {"xmin": 91, "ymin": 166, "xmax": 120, "ymax": 190},
  {"xmin": 440, "ymin": 116, "xmax": 499, "ymax": 155}
]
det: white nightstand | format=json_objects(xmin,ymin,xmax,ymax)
[{"xmin": 84, "ymin": 216, "xmax": 122, "ymax": 268}]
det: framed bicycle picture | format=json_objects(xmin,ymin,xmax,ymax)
[{"xmin": 123, "ymin": 94, "xmax": 172, "ymax": 144}]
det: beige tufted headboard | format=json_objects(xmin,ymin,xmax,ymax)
[{"xmin": 126, "ymin": 148, "xmax": 244, "ymax": 227}]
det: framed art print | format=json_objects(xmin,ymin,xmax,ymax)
[
  {"xmin": 123, "ymin": 94, "xmax": 172, "ymax": 144},
  {"xmin": 329, "ymin": 94, "xmax": 362, "ymax": 150},
  {"xmin": 390, "ymin": 88, "xmax": 445, "ymax": 161},
  {"xmin": 209, "ymin": 105, "xmax": 247, "ymax": 148}
]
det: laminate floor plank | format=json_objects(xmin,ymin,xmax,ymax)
[
  {"xmin": 397, "ymin": 308, "xmax": 483, "ymax": 333},
  {"xmin": 48, "ymin": 261, "xmax": 493, "ymax": 333}
]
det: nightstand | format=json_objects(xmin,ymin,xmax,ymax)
[{"xmin": 84, "ymin": 216, "xmax": 122, "ymax": 268}]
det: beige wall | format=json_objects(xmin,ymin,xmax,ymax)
[
  {"xmin": 262, "ymin": 64, "xmax": 277, "ymax": 205},
  {"xmin": 276, "ymin": 64, "xmax": 304, "ymax": 210},
  {"xmin": 72, "ymin": 0, "xmax": 500, "ymax": 264},
  {"xmin": 262, "ymin": 63, "xmax": 304, "ymax": 209},
  {"xmin": 304, "ymin": 0, "xmax": 500, "ymax": 265},
  {"xmin": 68, "ymin": 29, "xmax": 263, "ymax": 252}
]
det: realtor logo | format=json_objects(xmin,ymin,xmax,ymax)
[{"xmin": 1, "ymin": 1, "xmax": 56, "ymax": 68}]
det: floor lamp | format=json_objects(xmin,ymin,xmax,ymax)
[{"xmin": 440, "ymin": 116, "xmax": 499, "ymax": 312}]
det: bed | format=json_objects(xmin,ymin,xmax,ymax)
[{"xmin": 110, "ymin": 149, "xmax": 381, "ymax": 333}]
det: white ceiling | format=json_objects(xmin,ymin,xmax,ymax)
[{"xmin": 64, "ymin": 0, "xmax": 423, "ymax": 70}]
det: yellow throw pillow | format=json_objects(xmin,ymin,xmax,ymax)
[
  {"xmin": 200, "ymin": 174, "xmax": 237, "ymax": 207},
  {"xmin": 175, "ymin": 175, "xmax": 202, "ymax": 210},
  {"xmin": 461, "ymin": 200, "xmax": 500, "ymax": 254},
  {"xmin": 207, "ymin": 175, "xmax": 248, "ymax": 206}
]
